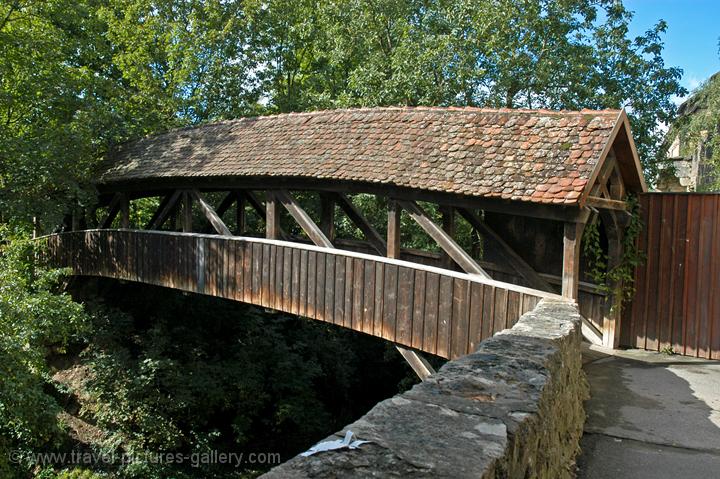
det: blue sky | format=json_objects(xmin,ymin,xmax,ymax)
[{"xmin": 624, "ymin": 0, "xmax": 720, "ymax": 96}]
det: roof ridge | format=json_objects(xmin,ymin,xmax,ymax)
[{"xmin": 125, "ymin": 106, "xmax": 623, "ymax": 143}]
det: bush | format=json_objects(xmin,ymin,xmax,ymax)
[{"xmin": 0, "ymin": 228, "xmax": 90, "ymax": 477}]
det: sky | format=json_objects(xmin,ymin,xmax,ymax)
[{"xmin": 624, "ymin": 0, "xmax": 720, "ymax": 97}]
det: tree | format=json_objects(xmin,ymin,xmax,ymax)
[
  {"xmin": 0, "ymin": 0, "xmax": 686, "ymax": 231},
  {"xmin": 250, "ymin": 0, "xmax": 684, "ymax": 177},
  {"xmin": 0, "ymin": 230, "xmax": 89, "ymax": 476},
  {"xmin": 666, "ymin": 44, "xmax": 720, "ymax": 190},
  {"xmin": 0, "ymin": 1, "xmax": 118, "ymax": 229}
]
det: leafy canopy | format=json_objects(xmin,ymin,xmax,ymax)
[
  {"xmin": 0, "ymin": 0, "xmax": 686, "ymax": 230},
  {"xmin": 666, "ymin": 43, "xmax": 720, "ymax": 190}
]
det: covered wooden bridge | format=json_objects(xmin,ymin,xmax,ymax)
[{"xmin": 46, "ymin": 107, "xmax": 645, "ymax": 376}]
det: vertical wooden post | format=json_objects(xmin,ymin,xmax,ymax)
[
  {"xmin": 266, "ymin": 191, "xmax": 281, "ymax": 239},
  {"xmin": 601, "ymin": 211, "xmax": 623, "ymax": 348},
  {"xmin": 386, "ymin": 198, "xmax": 436, "ymax": 380},
  {"xmin": 182, "ymin": 191, "xmax": 193, "ymax": 232},
  {"xmin": 71, "ymin": 209, "xmax": 80, "ymax": 231},
  {"xmin": 120, "ymin": 194, "xmax": 130, "ymax": 229},
  {"xmin": 170, "ymin": 202, "xmax": 179, "ymax": 231},
  {"xmin": 387, "ymin": 200, "xmax": 402, "ymax": 259},
  {"xmin": 319, "ymin": 193, "xmax": 336, "ymax": 242},
  {"xmin": 236, "ymin": 191, "xmax": 246, "ymax": 235},
  {"xmin": 562, "ymin": 221, "xmax": 585, "ymax": 300},
  {"xmin": 440, "ymin": 205, "xmax": 455, "ymax": 269}
]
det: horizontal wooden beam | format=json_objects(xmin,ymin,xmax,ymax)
[
  {"xmin": 97, "ymin": 177, "xmax": 585, "ymax": 222},
  {"xmin": 398, "ymin": 200, "xmax": 490, "ymax": 279},
  {"xmin": 585, "ymin": 196, "xmax": 627, "ymax": 211}
]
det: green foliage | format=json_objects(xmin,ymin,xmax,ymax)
[
  {"xmin": 76, "ymin": 282, "xmax": 415, "ymax": 478},
  {"xmin": 1, "ymin": 0, "xmax": 686, "ymax": 232},
  {"xmin": 0, "ymin": 228, "xmax": 90, "ymax": 477},
  {"xmin": 666, "ymin": 57, "xmax": 720, "ymax": 190},
  {"xmin": 37, "ymin": 468, "xmax": 106, "ymax": 479},
  {"xmin": 583, "ymin": 195, "xmax": 645, "ymax": 310},
  {"xmin": 247, "ymin": 0, "xmax": 684, "ymax": 176}
]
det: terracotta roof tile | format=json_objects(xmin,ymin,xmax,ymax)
[{"xmin": 100, "ymin": 107, "xmax": 621, "ymax": 205}]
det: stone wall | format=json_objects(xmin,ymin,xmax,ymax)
[{"xmin": 263, "ymin": 299, "xmax": 588, "ymax": 478}]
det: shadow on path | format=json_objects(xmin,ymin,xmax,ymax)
[{"xmin": 577, "ymin": 347, "xmax": 720, "ymax": 479}]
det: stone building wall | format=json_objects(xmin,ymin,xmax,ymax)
[{"xmin": 263, "ymin": 300, "xmax": 588, "ymax": 478}]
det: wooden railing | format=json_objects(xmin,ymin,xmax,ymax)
[{"xmin": 44, "ymin": 229, "xmax": 564, "ymax": 360}]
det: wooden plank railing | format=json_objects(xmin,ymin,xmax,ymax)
[{"xmin": 43, "ymin": 229, "xmax": 564, "ymax": 359}]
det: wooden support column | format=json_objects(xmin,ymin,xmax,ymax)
[
  {"xmin": 384, "ymin": 200, "xmax": 435, "ymax": 380},
  {"xmin": 245, "ymin": 191, "xmax": 288, "ymax": 240},
  {"xmin": 319, "ymin": 193, "xmax": 336, "ymax": 242},
  {"xmin": 387, "ymin": 200, "xmax": 402, "ymax": 259},
  {"xmin": 71, "ymin": 209, "xmax": 81, "ymax": 231},
  {"xmin": 601, "ymin": 210, "xmax": 623, "ymax": 348},
  {"xmin": 265, "ymin": 191, "xmax": 281, "ymax": 240},
  {"xmin": 119, "ymin": 194, "xmax": 130, "ymax": 229},
  {"xmin": 182, "ymin": 191, "xmax": 193, "ymax": 233},
  {"xmin": 440, "ymin": 206, "xmax": 455, "ymax": 270},
  {"xmin": 562, "ymin": 221, "xmax": 585, "ymax": 300},
  {"xmin": 236, "ymin": 191, "xmax": 246, "ymax": 235}
]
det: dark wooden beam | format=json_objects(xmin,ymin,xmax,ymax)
[
  {"xmin": 265, "ymin": 191, "xmax": 281, "ymax": 240},
  {"xmin": 190, "ymin": 190, "xmax": 232, "ymax": 236},
  {"xmin": 97, "ymin": 177, "xmax": 585, "ymax": 223},
  {"xmin": 244, "ymin": 191, "xmax": 289, "ymax": 239},
  {"xmin": 147, "ymin": 190, "xmax": 182, "ymax": 230},
  {"xmin": 182, "ymin": 191, "xmax": 193, "ymax": 233},
  {"xmin": 274, "ymin": 190, "xmax": 333, "ymax": 248},
  {"xmin": 334, "ymin": 193, "xmax": 387, "ymax": 255},
  {"xmin": 119, "ymin": 194, "xmax": 130, "ymax": 229},
  {"xmin": 610, "ymin": 162, "xmax": 626, "ymax": 200},
  {"xmin": 457, "ymin": 208, "xmax": 553, "ymax": 292},
  {"xmin": 100, "ymin": 193, "xmax": 123, "ymax": 229},
  {"xmin": 319, "ymin": 193, "xmax": 336, "ymax": 242},
  {"xmin": 236, "ymin": 191, "xmax": 246, "ymax": 235},
  {"xmin": 387, "ymin": 200, "xmax": 402, "ymax": 259},
  {"xmin": 440, "ymin": 206, "xmax": 455, "ymax": 270},
  {"xmin": 398, "ymin": 200, "xmax": 491, "ymax": 279},
  {"xmin": 562, "ymin": 221, "xmax": 585, "ymax": 300},
  {"xmin": 200, "ymin": 191, "xmax": 237, "ymax": 234},
  {"xmin": 244, "ymin": 190, "xmax": 266, "ymax": 218},
  {"xmin": 585, "ymin": 196, "xmax": 627, "ymax": 211}
]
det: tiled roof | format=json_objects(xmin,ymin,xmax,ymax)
[{"xmin": 101, "ymin": 107, "xmax": 623, "ymax": 205}]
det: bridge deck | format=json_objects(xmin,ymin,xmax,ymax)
[{"xmin": 45, "ymin": 229, "xmax": 563, "ymax": 359}]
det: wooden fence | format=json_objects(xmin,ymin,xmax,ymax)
[
  {"xmin": 45, "ymin": 230, "xmax": 560, "ymax": 360},
  {"xmin": 624, "ymin": 193, "xmax": 720, "ymax": 359}
]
